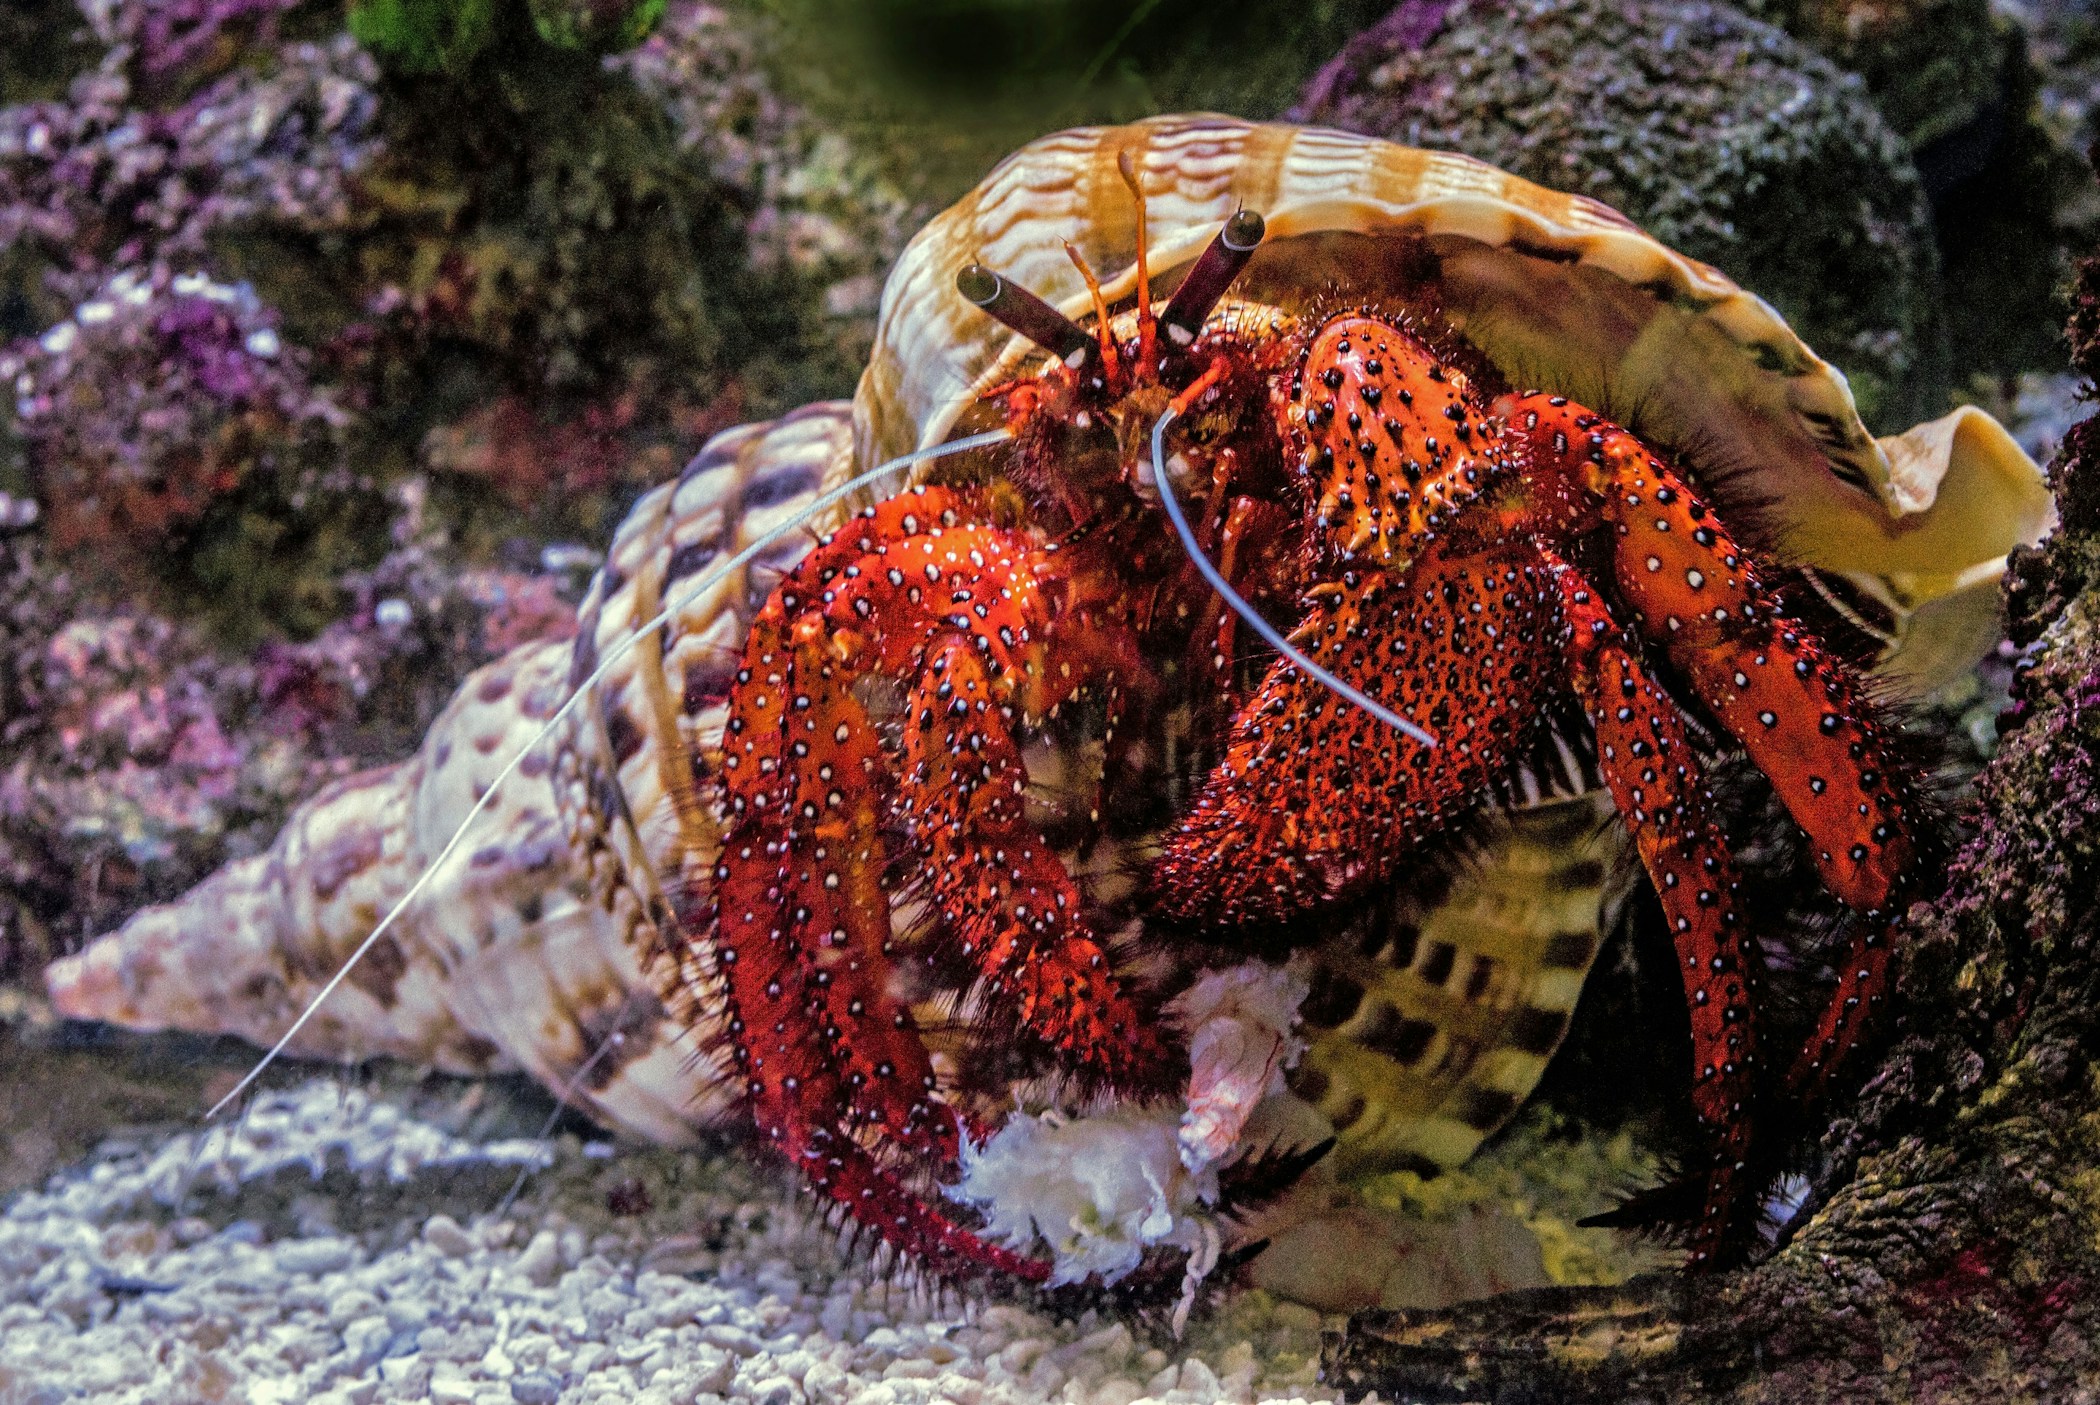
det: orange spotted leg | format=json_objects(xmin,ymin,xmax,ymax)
[
  {"xmin": 1507, "ymin": 395, "xmax": 1925, "ymax": 1101},
  {"xmin": 1543, "ymin": 548, "xmax": 1762, "ymax": 1265},
  {"xmin": 815, "ymin": 514, "xmax": 1167, "ymax": 1086},
  {"xmin": 715, "ymin": 487, "xmax": 1050, "ymax": 1278}
]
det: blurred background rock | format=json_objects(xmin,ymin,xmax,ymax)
[{"xmin": 0, "ymin": 0, "xmax": 2090, "ymax": 990}]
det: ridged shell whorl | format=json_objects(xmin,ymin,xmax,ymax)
[
  {"xmin": 854, "ymin": 114, "xmax": 2050, "ymax": 691},
  {"xmin": 46, "ymin": 405, "xmax": 860, "ymax": 1147}
]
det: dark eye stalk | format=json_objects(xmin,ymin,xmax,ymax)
[
  {"xmin": 954, "ymin": 208, "xmax": 1266, "ymax": 368},
  {"xmin": 955, "ymin": 263, "xmax": 1094, "ymax": 364},
  {"xmin": 1159, "ymin": 209, "xmax": 1265, "ymax": 347}
]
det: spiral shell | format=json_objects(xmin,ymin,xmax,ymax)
[
  {"xmin": 47, "ymin": 118, "xmax": 2048, "ymax": 1187},
  {"xmin": 46, "ymin": 405, "xmax": 858, "ymax": 1144},
  {"xmin": 856, "ymin": 115, "xmax": 2051, "ymax": 691}
]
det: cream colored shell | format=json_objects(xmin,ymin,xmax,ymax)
[
  {"xmin": 853, "ymin": 114, "xmax": 2050, "ymax": 692},
  {"xmin": 43, "ymin": 119, "xmax": 2055, "ymax": 1207},
  {"xmin": 45, "ymin": 405, "xmax": 861, "ymax": 1145}
]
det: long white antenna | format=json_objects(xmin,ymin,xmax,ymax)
[
  {"xmin": 206, "ymin": 427, "xmax": 1015, "ymax": 1121},
  {"xmin": 1150, "ymin": 409, "xmax": 1438, "ymax": 749}
]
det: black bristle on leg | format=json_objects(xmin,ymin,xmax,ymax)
[
  {"xmin": 1213, "ymin": 1135, "xmax": 1337, "ymax": 1221},
  {"xmin": 1577, "ymin": 1173, "xmax": 1707, "ymax": 1234}
]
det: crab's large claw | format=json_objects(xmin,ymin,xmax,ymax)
[{"xmin": 1149, "ymin": 544, "xmax": 1555, "ymax": 934}]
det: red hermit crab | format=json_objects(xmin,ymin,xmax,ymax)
[
  {"xmin": 49, "ymin": 118, "xmax": 2051, "ymax": 1301},
  {"xmin": 705, "ymin": 116, "xmax": 2048, "ymax": 1279}
]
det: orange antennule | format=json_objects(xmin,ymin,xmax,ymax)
[
  {"xmin": 1064, "ymin": 239, "xmax": 1122, "ymax": 383},
  {"xmin": 1116, "ymin": 150, "xmax": 1157, "ymax": 370}
]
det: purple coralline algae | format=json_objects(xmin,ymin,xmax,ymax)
[
  {"xmin": 0, "ymin": 32, "xmax": 379, "ymax": 285},
  {"xmin": 0, "ymin": 19, "xmax": 378, "ymax": 553},
  {"xmin": 80, "ymin": 0, "xmax": 309, "ymax": 75},
  {"xmin": 0, "ymin": 268, "xmax": 346, "ymax": 551},
  {"xmin": 0, "ymin": 486, "xmax": 578, "ymax": 978},
  {"xmin": 609, "ymin": 1, "xmax": 913, "ymax": 322},
  {"xmin": 0, "ymin": 0, "xmax": 903, "ymax": 972}
]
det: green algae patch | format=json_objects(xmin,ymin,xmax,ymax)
[{"xmin": 1355, "ymin": 1107, "xmax": 1668, "ymax": 1288}]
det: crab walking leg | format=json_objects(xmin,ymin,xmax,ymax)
[
  {"xmin": 1150, "ymin": 546, "xmax": 1556, "ymax": 932},
  {"xmin": 818, "ymin": 527, "xmax": 1168, "ymax": 1083},
  {"xmin": 721, "ymin": 507, "xmax": 967, "ymax": 1154},
  {"xmin": 708, "ymin": 854, "xmax": 1050, "ymax": 1281},
  {"xmin": 1507, "ymin": 395, "xmax": 1924, "ymax": 1096},
  {"xmin": 778, "ymin": 626, "xmax": 965, "ymax": 1153},
  {"xmin": 899, "ymin": 637, "xmax": 1166, "ymax": 1082},
  {"xmin": 1542, "ymin": 550, "xmax": 1761, "ymax": 1264}
]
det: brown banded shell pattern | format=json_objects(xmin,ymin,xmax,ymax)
[{"xmin": 853, "ymin": 114, "xmax": 2050, "ymax": 692}]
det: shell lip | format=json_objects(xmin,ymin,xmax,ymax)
[
  {"xmin": 855, "ymin": 113, "xmax": 2049, "ymax": 695},
  {"xmin": 883, "ymin": 114, "xmax": 1892, "ymax": 512}
]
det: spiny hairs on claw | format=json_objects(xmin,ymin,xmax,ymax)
[
  {"xmin": 197, "ymin": 426, "xmax": 1017, "ymax": 1124},
  {"xmin": 954, "ymin": 180, "xmax": 1441, "ymax": 751}
]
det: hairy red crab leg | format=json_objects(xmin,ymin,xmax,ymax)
[
  {"xmin": 710, "ymin": 854, "xmax": 1049, "ymax": 1281},
  {"xmin": 724, "ymin": 491, "xmax": 976, "ymax": 1153},
  {"xmin": 819, "ymin": 513, "xmax": 1168, "ymax": 1083},
  {"xmin": 1150, "ymin": 543, "xmax": 1552, "ymax": 931},
  {"xmin": 1506, "ymin": 395, "xmax": 1924, "ymax": 1097},
  {"xmin": 716, "ymin": 487, "xmax": 1056, "ymax": 1280},
  {"xmin": 1542, "ymin": 547, "xmax": 1761, "ymax": 1265}
]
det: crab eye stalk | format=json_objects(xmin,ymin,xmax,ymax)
[
  {"xmin": 1159, "ymin": 209, "xmax": 1266, "ymax": 349},
  {"xmin": 956, "ymin": 263, "xmax": 1094, "ymax": 364}
]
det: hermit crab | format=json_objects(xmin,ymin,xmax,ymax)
[{"xmin": 48, "ymin": 117, "xmax": 2050, "ymax": 1293}]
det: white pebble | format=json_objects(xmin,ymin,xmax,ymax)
[
  {"xmin": 423, "ymin": 1215, "xmax": 476, "ymax": 1258},
  {"xmin": 513, "ymin": 1230, "xmax": 564, "ymax": 1287},
  {"xmin": 278, "ymin": 1237, "xmax": 355, "ymax": 1277}
]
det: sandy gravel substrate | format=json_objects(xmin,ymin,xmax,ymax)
[{"xmin": 0, "ymin": 1078, "xmax": 1353, "ymax": 1405}]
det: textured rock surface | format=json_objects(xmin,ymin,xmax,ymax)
[
  {"xmin": 1290, "ymin": 0, "xmax": 1948, "ymax": 430},
  {"xmin": 0, "ymin": 0, "xmax": 914, "ymax": 968}
]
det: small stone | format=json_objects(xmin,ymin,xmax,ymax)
[
  {"xmin": 386, "ymin": 1300, "xmax": 430, "ymax": 1333},
  {"xmin": 510, "ymin": 1375, "xmax": 561, "ymax": 1405},
  {"xmin": 379, "ymin": 1355, "xmax": 425, "ymax": 1386},
  {"xmin": 801, "ymin": 1362, "xmax": 848, "ymax": 1403},
  {"xmin": 342, "ymin": 1317, "xmax": 391, "ymax": 1366},
  {"xmin": 423, "ymin": 1215, "xmax": 475, "ymax": 1258},
  {"xmin": 746, "ymin": 1377, "xmax": 798, "ymax": 1405},
  {"xmin": 700, "ymin": 1323, "xmax": 761, "ymax": 1356},
  {"xmin": 278, "ymin": 1238, "xmax": 355, "ymax": 1277},
  {"xmin": 327, "ymin": 1289, "xmax": 381, "ymax": 1325},
  {"xmin": 514, "ymin": 1230, "xmax": 564, "ymax": 1288},
  {"xmin": 169, "ymin": 1218, "xmax": 214, "ymax": 1246},
  {"xmin": 1177, "ymin": 1358, "xmax": 1222, "ymax": 1397}
]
